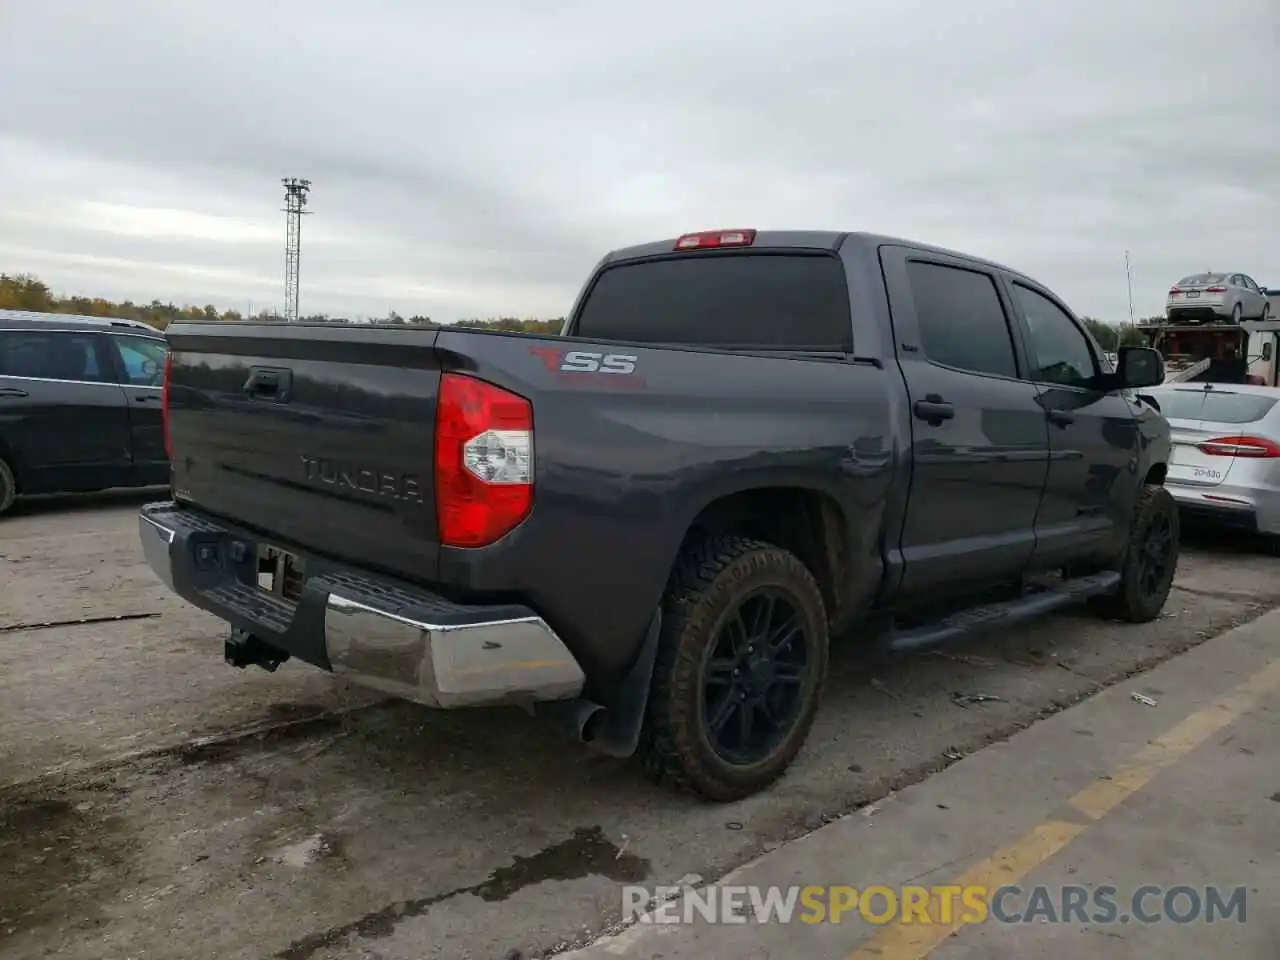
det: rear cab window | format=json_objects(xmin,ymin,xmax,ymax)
[{"xmin": 571, "ymin": 253, "xmax": 852, "ymax": 350}]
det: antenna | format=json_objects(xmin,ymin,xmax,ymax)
[
  {"xmin": 1124, "ymin": 250, "xmax": 1136, "ymax": 326},
  {"xmin": 281, "ymin": 178, "xmax": 312, "ymax": 322}
]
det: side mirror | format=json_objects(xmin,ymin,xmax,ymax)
[{"xmin": 1116, "ymin": 346, "xmax": 1164, "ymax": 389}]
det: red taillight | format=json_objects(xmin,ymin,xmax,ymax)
[
  {"xmin": 1197, "ymin": 435, "xmax": 1280, "ymax": 458},
  {"xmin": 1169, "ymin": 287, "xmax": 1181, "ymax": 296},
  {"xmin": 434, "ymin": 373, "xmax": 534, "ymax": 548},
  {"xmin": 673, "ymin": 229, "xmax": 756, "ymax": 251},
  {"xmin": 162, "ymin": 351, "xmax": 173, "ymax": 460},
  {"xmin": 1206, "ymin": 286, "xmax": 1226, "ymax": 293}
]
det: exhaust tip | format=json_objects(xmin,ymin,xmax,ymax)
[{"xmin": 537, "ymin": 698, "xmax": 607, "ymax": 744}]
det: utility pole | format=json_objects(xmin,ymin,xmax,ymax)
[
  {"xmin": 281, "ymin": 178, "xmax": 312, "ymax": 322},
  {"xmin": 1124, "ymin": 250, "xmax": 1136, "ymax": 326}
]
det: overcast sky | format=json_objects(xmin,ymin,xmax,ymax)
[{"xmin": 2, "ymin": 0, "xmax": 1277, "ymax": 323}]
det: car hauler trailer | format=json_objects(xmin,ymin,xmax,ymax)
[{"xmin": 1135, "ymin": 319, "xmax": 1280, "ymax": 386}]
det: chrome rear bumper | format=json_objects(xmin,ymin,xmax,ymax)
[
  {"xmin": 323, "ymin": 592, "xmax": 584, "ymax": 708},
  {"xmin": 138, "ymin": 502, "xmax": 585, "ymax": 708}
]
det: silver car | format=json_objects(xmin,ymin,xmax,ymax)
[
  {"xmin": 1150, "ymin": 383, "xmax": 1280, "ymax": 536},
  {"xmin": 1165, "ymin": 272, "xmax": 1271, "ymax": 324}
]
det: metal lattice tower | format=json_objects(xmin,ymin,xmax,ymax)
[{"xmin": 281, "ymin": 178, "xmax": 312, "ymax": 321}]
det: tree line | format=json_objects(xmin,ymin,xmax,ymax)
[
  {"xmin": 3, "ymin": 272, "xmax": 1150, "ymax": 344},
  {"xmin": 0, "ymin": 273, "xmax": 564, "ymax": 333},
  {"xmin": 1079, "ymin": 316, "xmax": 1157, "ymax": 351}
]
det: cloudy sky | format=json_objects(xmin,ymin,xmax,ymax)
[{"xmin": 2, "ymin": 0, "xmax": 1277, "ymax": 323}]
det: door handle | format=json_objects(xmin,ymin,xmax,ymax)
[
  {"xmin": 243, "ymin": 367, "xmax": 292, "ymax": 402},
  {"xmin": 1047, "ymin": 409, "xmax": 1075, "ymax": 427},
  {"xmin": 0, "ymin": 388, "xmax": 28, "ymax": 398},
  {"xmin": 913, "ymin": 395, "xmax": 955, "ymax": 426},
  {"xmin": 132, "ymin": 393, "xmax": 162, "ymax": 403}
]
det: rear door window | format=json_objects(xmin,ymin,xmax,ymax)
[
  {"xmin": 572, "ymin": 253, "xmax": 852, "ymax": 350},
  {"xmin": 905, "ymin": 260, "xmax": 1019, "ymax": 378},
  {"xmin": 0, "ymin": 330, "xmax": 106, "ymax": 382}
]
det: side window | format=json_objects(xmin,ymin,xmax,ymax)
[
  {"xmin": 0, "ymin": 330, "xmax": 105, "ymax": 382},
  {"xmin": 109, "ymin": 335, "xmax": 168, "ymax": 387},
  {"xmin": 905, "ymin": 261, "xmax": 1018, "ymax": 378},
  {"xmin": 1242, "ymin": 276, "xmax": 1259, "ymax": 293},
  {"xmin": 1012, "ymin": 284, "xmax": 1098, "ymax": 388}
]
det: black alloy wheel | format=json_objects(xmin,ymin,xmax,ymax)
[
  {"xmin": 699, "ymin": 589, "xmax": 809, "ymax": 766},
  {"xmin": 1137, "ymin": 508, "xmax": 1176, "ymax": 601}
]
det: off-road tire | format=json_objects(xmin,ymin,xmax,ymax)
[
  {"xmin": 0, "ymin": 457, "xmax": 16, "ymax": 517},
  {"xmin": 638, "ymin": 535, "xmax": 829, "ymax": 802},
  {"xmin": 1089, "ymin": 485, "xmax": 1179, "ymax": 622}
]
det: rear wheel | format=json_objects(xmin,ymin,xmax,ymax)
[
  {"xmin": 1089, "ymin": 486, "xmax": 1179, "ymax": 622},
  {"xmin": 1231, "ymin": 303, "xmax": 1243, "ymax": 324},
  {"xmin": 640, "ymin": 535, "xmax": 829, "ymax": 801},
  {"xmin": 1263, "ymin": 303, "xmax": 1272, "ymax": 322},
  {"xmin": 0, "ymin": 457, "xmax": 16, "ymax": 517}
]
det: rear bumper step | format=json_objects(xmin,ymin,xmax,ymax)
[{"xmin": 138, "ymin": 501, "xmax": 585, "ymax": 708}]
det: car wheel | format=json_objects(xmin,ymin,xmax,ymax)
[
  {"xmin": 0, "ymin": 457, "xmax": 16, "ymax": 516},
  {"xmin": 1263, "ymin": 303, "xmax": 1272, "ymax": 322},
  {"xmin": 1231, "ymin": 303, "xmax": 1243, "ymax": 324},
  {"xmin": 639, "ymin": 534, "xmax": 829, "ymax": 801},
  {"xmin": 1089, "ymin": 485, "xmax": 1180, "ymax": 623}
]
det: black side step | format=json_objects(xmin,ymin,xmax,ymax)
[{"xmin": 886, "ymin": 571, "xmax": 1121, "ymax": 655}]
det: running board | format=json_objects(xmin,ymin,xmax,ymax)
[{"xmin": 886, "ymin": 571, "xmax": 1121, "ymax": 654}]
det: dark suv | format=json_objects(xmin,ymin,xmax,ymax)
[{"xmin": 0, "ymin": 309, "xmax": 170, "ymax": 515}]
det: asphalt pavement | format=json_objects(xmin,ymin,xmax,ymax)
[
  {"xmin": 561, "ymin": 607, "xmax": 1280, "ymax": 959},
  {"xmin": 2, "ymin": 490, "xmax": 1278, "ymax": 960}
]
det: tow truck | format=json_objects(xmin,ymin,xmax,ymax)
[{"xmin": 1138, "ymin": 288, "xmax": 1280, "ymax": 386}]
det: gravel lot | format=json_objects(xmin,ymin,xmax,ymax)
[{"xmin": 2, "ymin": 492, "xmax": 1277, "ymax": 960}]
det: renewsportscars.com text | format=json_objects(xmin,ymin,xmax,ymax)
[{"xmin": 622, "ymin": 883, "xmax": 1249, "ymax": 926}]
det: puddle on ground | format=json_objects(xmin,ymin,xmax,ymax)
[
  {"xmin": 474, "ymin": 825, "xmax": 649, "ymax": 901},
  {"xmin": 0, "ymin": 788, "xmax": 134, "ymax": 939},
  {"xmin": 278, "ymin": 825, "xmax": 651, "ymax": 960}
]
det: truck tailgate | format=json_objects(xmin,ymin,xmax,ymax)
[{"xmin": 165, "ymin": 322, "xmax": 444, "ymax": 580}]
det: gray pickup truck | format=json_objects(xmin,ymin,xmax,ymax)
[{"xmin": 140, "ymin": 229, "xmax": 1176, "ymax": 801}]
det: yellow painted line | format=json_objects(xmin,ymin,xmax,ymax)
[
  {"xmin": 846, "ymin": 656, "xmax": 1280, "ymax": 960},
  {"xmin": 1068, "ymin": 657, "xmax": 1280, "ymax": 820}
]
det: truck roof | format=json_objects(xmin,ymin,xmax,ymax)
[{"xmin": 603, "ymin": 230, "xmax": 1037, "ymax": 284}]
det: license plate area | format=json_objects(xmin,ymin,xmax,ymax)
[
  {"xmin": 1168, "ymin": 443, "xmax": 1232, "ymax": 486},
  {"xmin": 257, "ymin": 544, "xmax": 306, "ymax": 602},
  {"xmin": 1185, "ymin": 290, "xmax": 1200, "ymax": 298}
]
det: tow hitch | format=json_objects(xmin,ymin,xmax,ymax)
[{"xmin": 225, "ymin": 627, "xmax": 290, "ymax": 673}]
